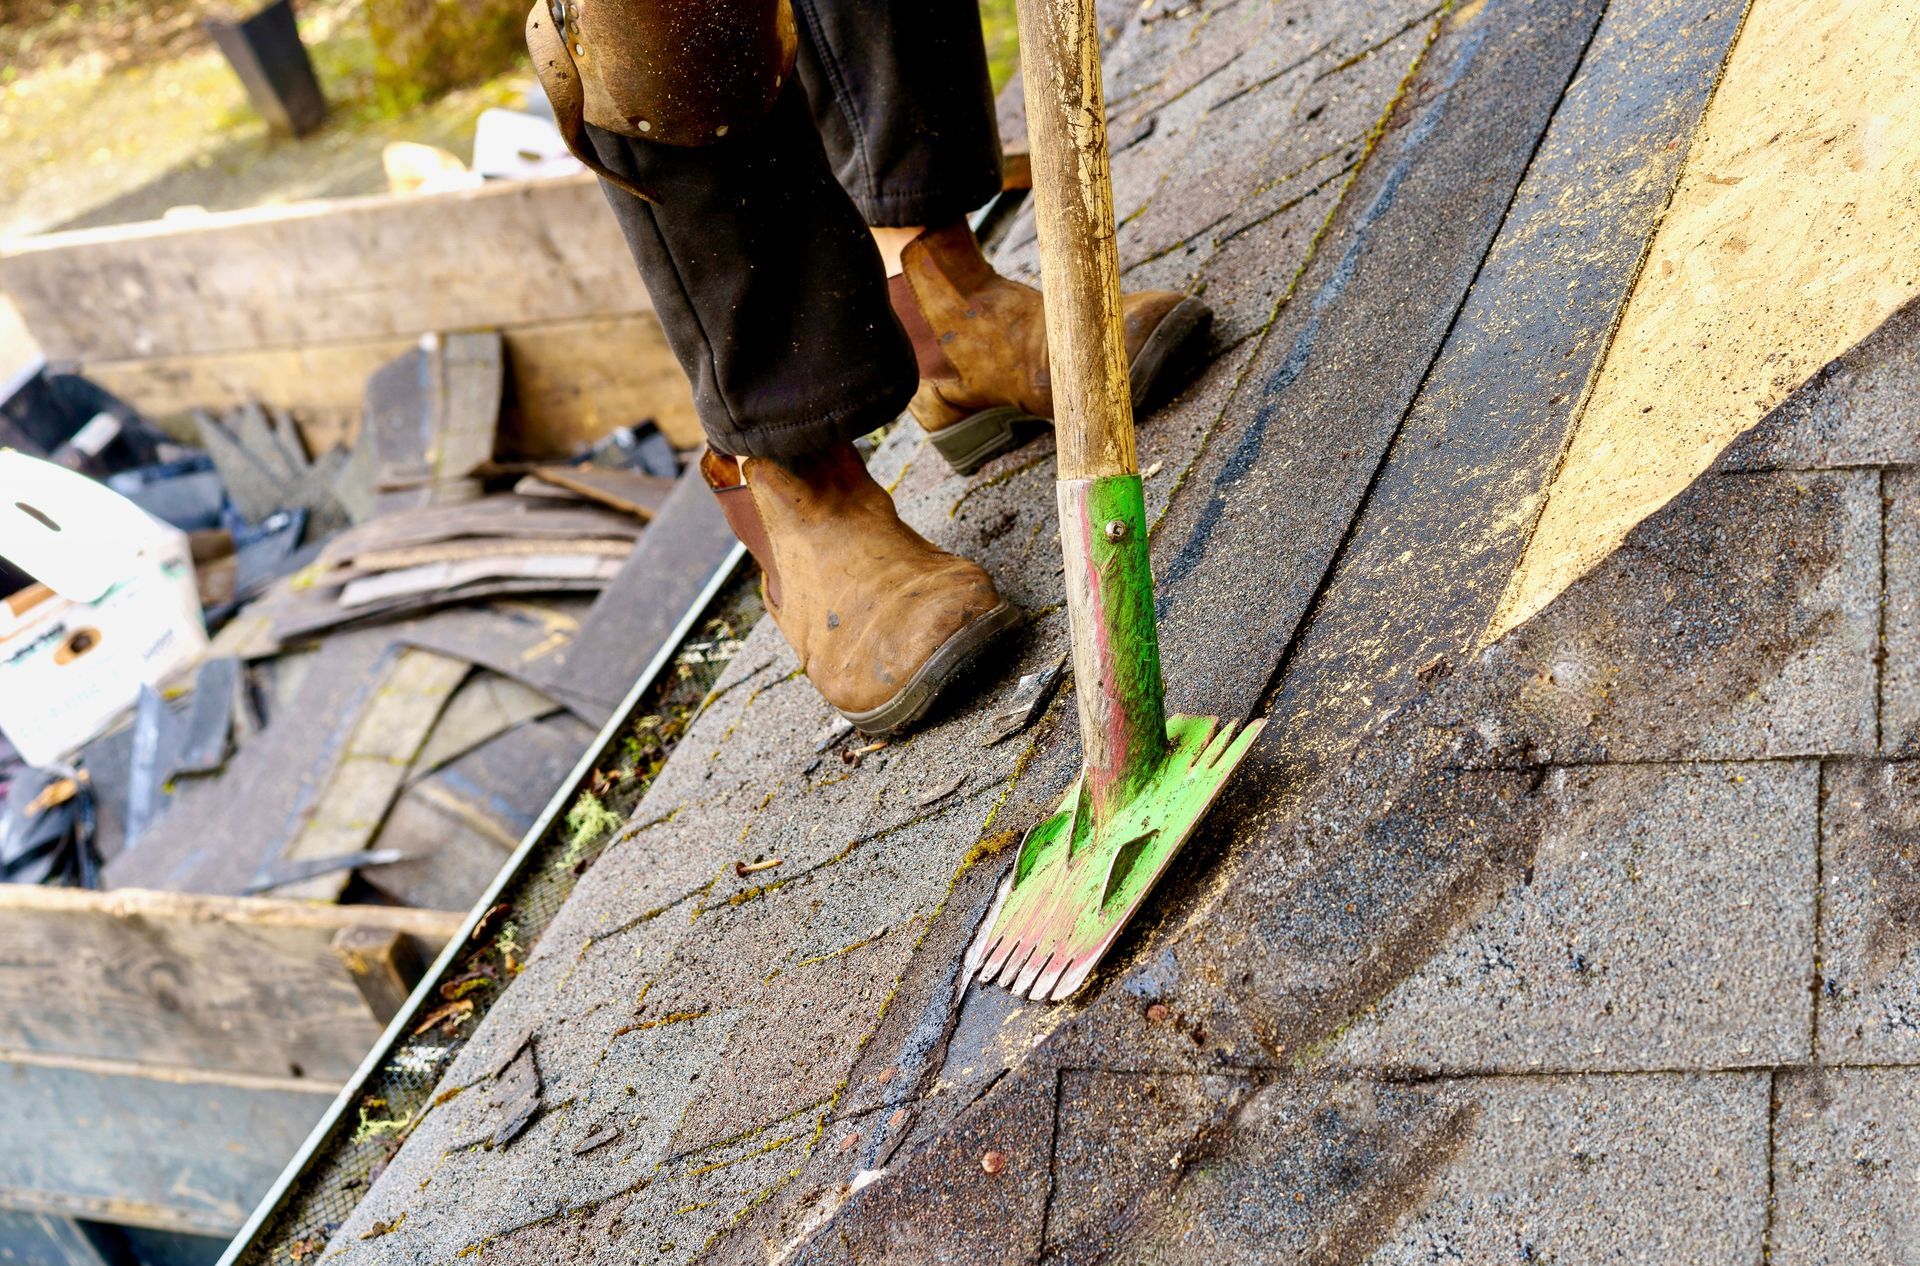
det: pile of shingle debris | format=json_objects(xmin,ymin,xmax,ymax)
[{"xmin": 0, "ymin": 329, "xmax": 733, "ymax": 911}]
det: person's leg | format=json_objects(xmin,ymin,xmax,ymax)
[
  {"xmin": 789, "ymin": 0, "xmax": 1214, "ymax": 474},
  {"xmin": 581, "ymin": 84, "xmax": 1018, "ymax": 734},
  {"xmin": 790, "ymin": 0, "xmax": 1004, "ymax": 232},
  {"xmin": 583, "ymin": 86, "xmax": 915, "ymax": 462}
]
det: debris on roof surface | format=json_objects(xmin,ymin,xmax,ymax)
[{"xmin": 227, "ymin": 0, "xmax": 1920, "ymax": 1262}]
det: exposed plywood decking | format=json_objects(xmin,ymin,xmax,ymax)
[
  {"xmin": 0, "ymin": 175, "xmax": 646, "ymax": 361},
  {"xmin": 74, "ymin": 301, "xmax": 701, "ymax": 454},
  {"xmin": 0, "ymin": 885, "xmax": 463, "ymax": 1082},
  {"xmin": 0, "ymin": 1057, "xmax": 332, "ymax": 1236},
  {"xmin": 0, "ymin": 176, "xmax": 704, "ymax": 451},
  {"xmin": 1490, "ymin": 0, "xmax": 1920, "ymax": 640}
]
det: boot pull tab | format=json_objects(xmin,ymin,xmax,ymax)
[{"xmin": 702, "ymin": 454, "xmax": 783, "ymax": 610}]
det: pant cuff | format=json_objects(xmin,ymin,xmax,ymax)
[{"xmin": 702, "ymin": 371, "xmax": 919, "ymax": 462}]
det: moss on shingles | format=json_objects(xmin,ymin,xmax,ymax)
[{"xmin": 564, "ymin": 794, "xmax": 624, "ymax": 854}]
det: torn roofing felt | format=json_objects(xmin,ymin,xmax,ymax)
[{"xmin": 308, "ymin": 0, "xmax": 1920, "ymax": 1262}]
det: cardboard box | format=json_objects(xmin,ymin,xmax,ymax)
[{"xmin": 0, "ymin": 450, "xmax": 207, "ymax": 765}]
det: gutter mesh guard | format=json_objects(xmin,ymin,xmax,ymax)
[{"xmin": 230, "ymin": 569, "xmax": 762, "ymax": 1266}]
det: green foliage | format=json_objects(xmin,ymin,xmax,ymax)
[
  {"xmin": 363, "ymin": 0, "xmax": 528, "ymax": 116},
  {"xmin": 978, "ymin": 0, "xmax": 1021, "ymax": 90}
]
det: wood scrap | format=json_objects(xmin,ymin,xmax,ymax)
[
  {"xmin": 517, "ymin": 466, "xmax": 677, "ymax": 520},
  {"xmin": 195, "ymin": 550, "xmax": 238, "ymax": 610},
  {"xmin": 262, "ymin": 648, "xmax": 470, "ymax": 901},
  {"xmin": 329, "ymin": 926, "xmax": 425, "ymax": 1026},
  {"xmin": 316, "ymin": 497, "xmax": 644, "ymax": 565},
  {"xmin": 363, "ymin": 332, "xmax": 503, "ymax": 515},
  {"xmin": 336, "ymin": 554, "xmax": 623, "ymax": 610}
]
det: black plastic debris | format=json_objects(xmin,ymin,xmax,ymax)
[
  {"xmin": 108, "ymin": 455, "xmax": 228, "ymax": 533},
  {"xmin": 0, "ymin": 363, "xmax": 166, "ymax": 475},
  {"xmin": 587, "ymin": 420, "xmax": 680, "ymax": 479},
  {"xmin": 0, "ymin": 764, "xmax": 100, "ymax": 887}
]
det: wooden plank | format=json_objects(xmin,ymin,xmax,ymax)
[
  {"xmin": 266, "ymin": 649, "xmax": 470, "ymax": 901},
  {"xmin": 0, "ymin": 885, "xmax": 462, "ymax": 1083},
  {"xmin": 0, "ymin": 1056, "xmax": 331, "ymax": 1236},
  {"xmin": 522, "ymin": 466, "xmax": 678, "ymax": 519},
  {"xmin": 494, "ymin": 312, "xmax": 702, "ymax": 454},
  {"xmin": 0, "ymin": 1208, "xmax": 116, "ymax": 1266},
  {"xmin": 0, "ymin": 174, "xmax": 651, "ymax": 361},
  {"xmin": 366, "ymin": 712, "xmax": 595, "ymax": 911},
  {"xmin": 405, "ymin": 672, "xmax": 559, "ymax": 779},
  {"xmin": 329, "ymin": 926, "xmax": 424, "ymax": 1026},
  {"xmin": 81, "ymin": 313, "xmax": 703, "ymax": 454}
]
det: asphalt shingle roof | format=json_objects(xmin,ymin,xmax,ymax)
[{"xmin": 313, "ymin": 0, "xmax": 1920, "ymax": 1260}]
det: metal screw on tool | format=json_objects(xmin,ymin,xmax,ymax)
[{"xmin": 1103, "ymin": 519, "xmax": 1128, "ymax": 542}]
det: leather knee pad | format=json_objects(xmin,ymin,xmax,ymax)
[{"xmin": 527, "ymin": 0, "xmax": 798, "ymax": 201}]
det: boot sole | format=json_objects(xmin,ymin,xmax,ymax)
[
  {"xmin": 839, "ymin": 600, "xmax": 1025, "ymax": 737},
  {"xmin": 924, "ymin": 296, "xmax": 1213, "ymax": 476}
]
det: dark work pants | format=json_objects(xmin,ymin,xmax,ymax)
[{"xmin": 587, "ymin": 0, "xmax": 1004, "ymax": 460}]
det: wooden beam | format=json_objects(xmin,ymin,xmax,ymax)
[
  {"xmin": 0, "ymin": 1055, "xmax": 331, "ymax": 1237},
  {"xmin": 80, "ymin": 313, "xmax": 703, "ymax": 456},
  {"xmin": 495, "ymin": 312, "xmax": 702, "ymax": 453},
  {"xmin": 0, "ymin": 886, "xmax": 463, "ymax": 1083},
  {"xmin": 0, "ymin": 174, "xmax": 650, "ymax": 361},
  {"xmin": 329, "ymin": 926, "xmax": 425, "ymax": 1026},
  {"xmin": 0, "ymin": 1208, "xmax": 117, "ymax": 1266}
]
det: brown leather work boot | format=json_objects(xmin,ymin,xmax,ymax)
[
  {"xmin": 702, "ymin": 444, "xmax": 1022, "ymax": 735},
  {"xmin": 888, "ymin": 220, "xmax": 1211, "ymax": 474}
]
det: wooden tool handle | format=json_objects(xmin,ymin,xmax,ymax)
[{"xmin": 1015, "ymin": 0, "xmax": 1136, "ymax": 481}]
